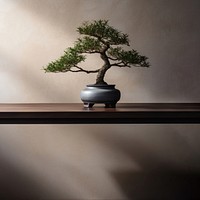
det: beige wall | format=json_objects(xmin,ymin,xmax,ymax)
[{"xmin": 0, "ymin": 0, "xmax": 200, "ymax": 199}]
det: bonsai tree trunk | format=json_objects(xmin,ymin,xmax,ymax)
[
  {"xmin": 95, "ymin": 53, "xmax": 111, "ymax": 85},
  {"xmin": 95, "ymin": 64, "xmax": 110, "ymax": 84}
]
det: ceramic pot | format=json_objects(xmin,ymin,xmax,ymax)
[{"xmin": 80, "ymin": 84, "xmax": 121, "ymax": 108}]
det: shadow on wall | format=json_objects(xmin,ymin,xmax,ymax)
[
  {"xmin": 89, "ymin": 125, "xmax": 200, "ymax": 200},
  {"xmin": 0, "ymin": 153, "xmax": 66, "ymax": 199},
  {"xmin": 112, "ymin": 170, "xmax": 200, "ymax": 200},
  {"xmin": 0, "ymin": 125, "xmax": 200, "ymax": 199}
]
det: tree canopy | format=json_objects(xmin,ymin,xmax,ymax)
[{"xmin": 44, "ymin": 20, "xmax": 150, "ymax": 84}]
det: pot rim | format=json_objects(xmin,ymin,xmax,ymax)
[{"xmin": 86, "ymin": 84, "xmax": 116, "ymax": 88}]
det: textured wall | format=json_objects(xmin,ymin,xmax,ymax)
[{"xmin": 0, "ymin": 0, "xmax": 200, "ymax": 199}]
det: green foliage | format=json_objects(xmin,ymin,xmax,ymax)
[
  {"xmin": 74, "ymin": 36, "xmax": 103, "ymax": 53},
  {"xmin": 77, "ymin": 20, "xmax": 129, "ymax": 46},
  {"xmin": 44, "ymin": 48, "xmax": 85, "ymax": 72},
  {"xmin": 44, "ymin": 19, "xmax": 150, "ymax": 83},
  {"xmin": 108, "ymin": 47, "xmax": 149, "ymax": 67}
]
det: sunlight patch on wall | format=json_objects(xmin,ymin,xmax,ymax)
[{"xmin": 0, "ymin": 1, "xmax": 82, "ymax": 102}]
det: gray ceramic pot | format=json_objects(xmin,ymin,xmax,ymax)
[{"xmin": 80, "ymin": 84, "xmax": 121, "ymax": 108}]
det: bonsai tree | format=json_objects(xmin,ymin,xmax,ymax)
[{"xmin": 44, "ymin": 20, "xmax": 150, "ymax": 85}]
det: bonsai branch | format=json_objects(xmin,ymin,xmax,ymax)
[
  {"xmin": 111, "ymin": 61, "xmax": 131, "ymax": 68},
  {"xmin": 107, "ymin": 56, "xmax": 118, "ymax": 61},
  {"xmin": 69, "ymin": 66, "xmax": 100, "ymax": 74}
]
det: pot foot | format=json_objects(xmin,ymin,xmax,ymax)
[
  {"xmin": 84, "ymin": 103, "xmax": 94, "ymax": 108},
  {"xmin": 105, "ymin": 103, "xmax": 116, "ymax": 108}
]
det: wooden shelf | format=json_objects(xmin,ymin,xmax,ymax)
[{"xmin": 0, "ymin": 103, "xmax": 200, "ymax": 124}]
